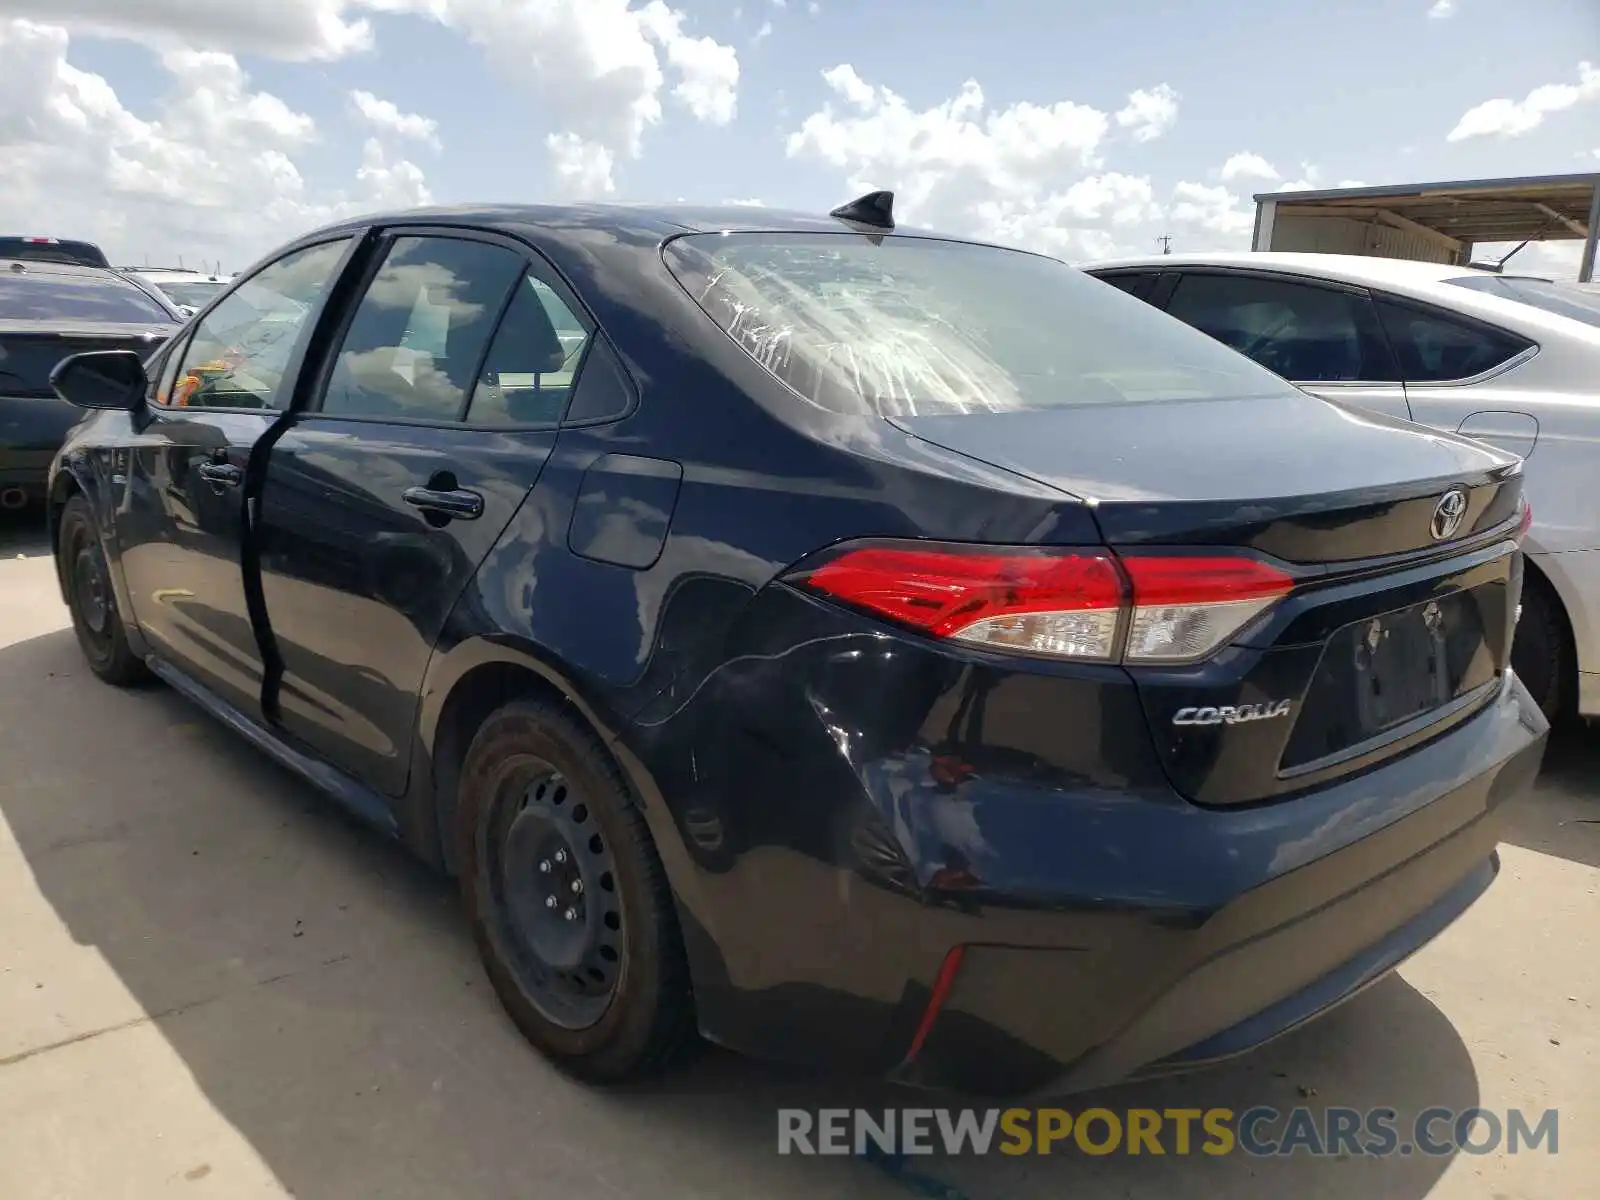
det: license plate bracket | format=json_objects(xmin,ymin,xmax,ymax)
[{"xmin": 1353, "ymin": 600, "xmax": 1455, "ymax": 735}]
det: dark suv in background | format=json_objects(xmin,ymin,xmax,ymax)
[{"xmin": 1, "ymin": 253, "xmax": 179, "ymax": 508}]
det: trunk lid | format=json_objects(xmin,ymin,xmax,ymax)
[
  {"xmin": 891, "ymin": 395, "xmax": 1526, "ymax": 807},
  {"xmin": 0, "ymin": 322, "xmax": 171, "ymax": 398}
]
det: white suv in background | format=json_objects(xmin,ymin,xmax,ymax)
[{"xmin": 1085, "ymin": 251, "xmax": 1600, "ymax": 722}]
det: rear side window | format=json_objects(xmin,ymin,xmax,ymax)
[
  {"xmin": 0, "ymin": 271, "xmax": 173, "ymax": 325},
  {"xmin": 1374, "ymin": 298, "xmax": 1532, "ymax": 383},
  {"xmin": 321, "ymin": 236, "xmax": 524, "ymax": 421},
  {"xmin": 466, "ymin": 275, "xmax": 593, "ymax": 426},
  {"xmin": 1163, "ymin": 273, "xmax": 1395, "ymax": 383},
  {"xmin": 663, "ymin": 232, "xmax": 1298, "ymax": 418},
  {"xmin": 1094, "ymin": 272, "xmax": 1158, "ymax": 302}
]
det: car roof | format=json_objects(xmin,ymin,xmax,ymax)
[
  {"xmin": 297, "ymin": 201, "xmax": 955, "ymax": 249},
  {"xmin": 1084, "ymin": 250, "xmax": 1518, "ymax": 287},
  {"xmin": 1, "ymin": 258, "xmax": 124, "ymax": 283},
  {"xmin": 127, "ymin": 269, "xmax": 230, "ymax": 283},
  {"xmin": 1083, "ymin": 250, "xmax": 1599, "ymax": 341}
]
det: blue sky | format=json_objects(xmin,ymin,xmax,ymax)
[{"xmin": 1, "ymin": 0, "xmax": 1596, "ymax": 273}]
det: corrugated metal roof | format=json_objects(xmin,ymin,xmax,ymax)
[{"xmin": 1253, "ymin": 172, "xmax": 1598, "ymax": 244}]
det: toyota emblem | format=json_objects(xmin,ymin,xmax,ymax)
[{"xmin": 1430, "ymin": 488, "xmax": 1468, "ymax": 541}]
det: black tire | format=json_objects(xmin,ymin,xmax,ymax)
[
  {"xmin": 1512, "ymin": 572, "xmax": 1571, "ymax": 723},
  {"xmin": 58, "ymin": 495, "xmax": 149, "ymax": 687},
  {"xmin": 456, "ymin": 697, "xmax": 696, "ymax": 1082}
]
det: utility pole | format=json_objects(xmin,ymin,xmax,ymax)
[{"xmin": 1156, "ymin": 235, "xmax": 1173, "ymax": 255}]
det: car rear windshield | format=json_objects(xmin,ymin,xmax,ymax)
[
  {"xmin": 158, "ymin": 281, "xmax": 225, "ymax": 308},
  {"xmin": 0, "ymin": 272, "xmax": 174, "ymax": 324},
  {"xmin": 663, "ymin": 232, "xmax": 1296, "ymax": 418},
  {"xmin": 1445, "ymin": 274, "xmax": 1600, "ymax": 329}
]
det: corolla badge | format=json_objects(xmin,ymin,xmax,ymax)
[
  {"xmin": 1172, "ymin": 700, "xmax": 1293, "ymax": 727},
  {"xmin": 1430, "ymin": 488, "xmax": 1469, "ymax": 541}
]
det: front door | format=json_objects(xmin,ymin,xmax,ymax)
[
  {"xmin": 254, "ymin": 231, "xmax": 596, "ymax": 795},
  {"xmin": 115, "ymin": 238, "xmax": 355, "ymax": 718},
  {"xmin": 1161, "ymin": 270, "xmax": 1412, "ymax": 421}
]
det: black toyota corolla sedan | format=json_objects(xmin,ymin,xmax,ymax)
[{"xmin": 45, "ymin": 196, "xmax": 1547, "ymax": 1096}]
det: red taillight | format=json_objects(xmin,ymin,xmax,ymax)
[{"xmin": 789, "ymin": 540, "xmax": 1295, "ymax": 665}]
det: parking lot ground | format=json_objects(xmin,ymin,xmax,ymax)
[{"xmin": 0, "ymin": 511, "xmax": 1595, "ymax": 1200}]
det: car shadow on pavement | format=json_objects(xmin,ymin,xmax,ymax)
[
  {"xmin": 0, "ymin": 508, "xmax": 50, "ymax": 559},
  {"xmin": 1500, "ymin": 724, "xmax": 1600, "ymax": 870},
  {"xmin": 0, "ymin": 626, "xmax": 1480, "ymax": 1200}
]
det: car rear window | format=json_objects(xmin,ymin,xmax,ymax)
[
  {"xmin": 0, "ymin": 271, "xmax": 174, "ymax": 324},
  {"xmin": 663, "ymin": 232, "xmax": 1296, "ymax": 418},
  {"xmin": 1445, "ymin": 274, "xmax": 1600, "ymax": 330},
  {"xmin": 158, "ymin": 281, "xmax": 226, "ymax": 308}
]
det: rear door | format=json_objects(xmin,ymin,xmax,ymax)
[
  {"xmin": 114, "ymin": 238, "xmax": 355, "ymax": 719},
  {"xmin": 1161, "ymin": 270, "xmax": 1411, "ymax": 420},
  {"xmin": 254, "ymin": 229, "xmax": 599, "ymax": 796}
]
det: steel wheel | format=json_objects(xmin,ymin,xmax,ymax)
[{"xmin": 486, "ymin": 764, "xmax": 625, "ymax": 1030}]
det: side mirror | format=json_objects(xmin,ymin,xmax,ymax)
[
  {"xmin": 50, "ymin": 350, "xmax": 148, "ymax": 412},
  {"xmin": 177, "ymin": 304, "xmax": 198, "ymax": 319}
]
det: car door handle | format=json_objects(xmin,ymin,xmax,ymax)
[
  {"xmin": 402, "ymin": 486, "xmax": 484, "ymax": 520},
  {"xmin": 197, "ymin": 462, "xmax": 243, "ymax": 488}
]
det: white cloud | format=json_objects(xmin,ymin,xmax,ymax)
[
  {"xmin": 355, "ymin": 137, "xmax": 432, "ymax": 207},
  {"xmin": 752, "ymin": 19, "xmax": 772, "ymax": 45},
  {"xmin": 788, "ymin": 64, "xmax": 1110, "ymax": 217},
  {"xmin": 1169, "ymin": 181, "xmax": 1254, "ymax": 238},
  {"xmin": 362, "ymin": 0, "xmax": 738, "ymax": 187},
  {"xmin": 11, "ymin": 1, "xmax": 742, "ymax": 225},
  {"xmin": 1448, "ymin": 61, "xmax": 1600, "ymax": 140},
  {"xmin": 350, "ymin": 89, "xmax": 441, "ymax": 149},
  {"xmin": 721, "ymin": 197, "xmax": 767, "ymax": 206},
  {"xmin": 786, "ymin": 65, "xmax": 1225, "ymax": 260},
  {"xmin": 1219, "ymin": 152, "xmax": 1279, "ymax": 182},
  {"xmin": 0, "ymin": 0, "xmax": 372, "ymax": 60},
  {"xmin": 0, "ymin": 18, "xmax": 426, "ymax": 268},
  {"xmin": 1114, "ymin": 84, "xmax": 1178, "ymax": 142},
  {"xmin": 545, "ymin": 131, "xmax": 616, "ymax": 199},
  {"xmin": 1427, "ymin": 0, "xmax": 1456, "ymax": 17}
]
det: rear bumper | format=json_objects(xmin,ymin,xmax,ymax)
[
  {"xmin": 905, "ymin": 675, "xmax": 1545, "ymax": 1095},
  {"xmin": 658, "ymin": 582, "xmax": 1548, "ymax": 1096},
  {"xmin": 1, "ymin": 395, "xmax": 81, "ymax": 493}
]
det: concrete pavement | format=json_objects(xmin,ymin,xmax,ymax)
[{"xmin": 0, "ymin": 512, "xmax": 1594, "ymax": 1199}]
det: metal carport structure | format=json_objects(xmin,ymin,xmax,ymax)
[{"xmin": 1252, "ymin": 172, "xmax": 1600, "ymax": 282}]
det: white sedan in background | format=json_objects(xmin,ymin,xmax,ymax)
[
  {"xmin": 120, "ymin": 267, "xmax": 233, "ymax": 316},
  {"xmin": 1085, "ymin": 251, "xmax": 1600, "ymax": 722}
]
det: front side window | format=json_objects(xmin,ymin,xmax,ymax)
[
  {"xmin": 165, "ymin": 239, "xmax": 350, "ymax": 410},
  {"xmin": 1164, "ymin": 273, "xmax": 1394, "ymax": 383},
  {"xmin": 321, "ymin": 236, "xmax": 523, "ymax": 421},
  {"xmin": 466, "ymin": 274, "xmax": 594, "ymax": 426},
  {"xmin": 1374, "ymin": 298, "xmax": 1533, "ymax": 384},
  {"xmin": 664, "ymin": 233, "xmax": 1298, "ymax": 418}
]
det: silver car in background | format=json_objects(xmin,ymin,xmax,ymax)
[{"xmin": 1085, "ymin": 251, "xmax": 1600, "ymax": 721}]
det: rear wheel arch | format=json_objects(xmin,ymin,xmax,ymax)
[
  {"xmin": 1516, "ymin": 557, "xmax": 1577, "ymax": 721},
  {"xmin": 430, "ymin": 659, "xmax": 579, "ymax": 875},
  {"xmin": 47, "ymin": 470, "xmax": 85, "ymax": 593}
]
